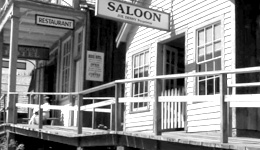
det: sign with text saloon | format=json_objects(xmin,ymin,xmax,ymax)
[
  {"xmin": 86, "ymin": 51, "xmax": 104, "ymax": 82},
  {"xmin": 95, "ymin": 0, "xmax": 170, "ymax": 31}
]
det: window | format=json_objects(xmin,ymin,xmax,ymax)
[
  {"xmin": 61, "ymin": 38, "xmax": 72, "ymax": 93},
  {"xmin": 132, "ymin": 50, "xmax": 149, "ymax": 111},
  {"xmin": 74, "ymin": 30, "xmax": 83, "ymax": 59},
  {"xmin": 196, "ymin": 23, "xmax": 221, "ymax": 95}
]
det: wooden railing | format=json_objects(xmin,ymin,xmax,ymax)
[
  {"xmin": 5, "ymin": 66, "xmax": 260, "ymax": 144},
  {"xmin": 161, "ymin": 88, "xmax": 185, "ymax": 131}
]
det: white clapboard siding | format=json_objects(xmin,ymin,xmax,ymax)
[{"xmin": 124, "ymin": 0, "xmax": 233, "ymax": 133}]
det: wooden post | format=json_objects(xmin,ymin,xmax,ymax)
[
  {"xmin": 0, "ymin": 31, "xmax": 3, "ymax": 97},
  {"xmin": 77, "ymin": 94, "xmax": 83, "ymax": 134},
  {"xmin": 7, "ymin": 131, "xmax": 15, "ymax": 150},
  {"xmin": 92, "ymin": 99, "xmax": 95, "ymax": 129},
  {"xmin": 115, "ymin": 83, "xmax": 122, "ymax": 132},
  {"xmin": 38, "ymin": 95, "xmax": 43, "ymax": 129},
  {"xmin": 73, "ymin": 0, "xmax": 80, "ymax": 10},
  {"xmin": 7, "ymin": 5, "xmax": 19, "ymax": 124},
  {"xmin": 220, "ymin": 73, "xmax": 228, "ymax": 143},
  {"xmin": 154, "ymin": 79, "xmax": 162, "ymax": 135}
]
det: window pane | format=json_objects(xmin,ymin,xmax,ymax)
[
  {"xmin": 198, "ymin": 30, "xmax": 204, "ymax": 46},
  {"xmin": 140, "ymin": 82, "xmax": 144, "ymax": 93},
  {"xmin": 198, "ymin": 64, "xmax": 205, "ymax": 80},
  {"xmin": 207, "ymin": 78, "xmax": 214, "ymax": 95},
  {"xmin": 140, "ymin": 53, "xmax": 144, "ymax": 66},
  {"xmin": 144, "ymin": 66, "xmax": 149, "ymax": 77},
  {"xmin": 134, "ymin": 56, "xmax": 138, "ymax": 68},
  {"xmin": 144, "ymin": 81, "xmax": 148, "ymax": 92},
  {"xmin": 166, "ymin": 51, "xmax": 170, "ymax": 63},
  {"xmin": 171, "ymin": 52, "xmax": 175, "ymax": 64},
  {"xmin": 207, "ymin": 61, "xmax": 214, "ymax": 71},
  {"xmin": 139, "ymin": 68, "xmax": 144, "ymax": 77},
  {"xmin": 206, "ymin": 27, "xmax": 212, "ymax": 43},
  {"xmin": 144, "ymin": 52, "xmax": 149, "ymax": 64},
  {"xmin": 215, "ymin": 59, "xmax": 221, "ymax": 70},
  {"xmin": 198, "ymin": 47, "xmax": 204, "ymax": 62},
  {"xmin": 134, "ymin": 69, "xmax": 138, "ymax": 78},
  {"xmin": 214, "ymin": 42, "xmax": 221, "ymax": 57},
  {"xmin": 214, "ymin": 24, "xmax": 221, "ymax": 40},
  {"xmin": 215, "ymin": 77, "xmax": 220, "ymax": 94},
  {"xmin": 206, "ymin": 44, "xmax": 213, "ymax": 60},
  {"xmin": 199, "ymin": 81, "xmax": 205, "ymax": 95}
]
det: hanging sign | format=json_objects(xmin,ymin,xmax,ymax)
[
  {"xmin": 86, "ymin": 51, "xmax": 104, "ymax": 82},
  {"xmin": 35, "ymin": 14, "xmax": 74, "ymax": 29},
  {"xmin": 95, "ymin": 0, "xmax": 170, "ymax": 31},
  {"xmin": 3, "ymin": 44, "xmax": 49, "ymax": 60}
]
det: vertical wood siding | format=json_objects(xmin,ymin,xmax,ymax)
[{"xmin": 124, "ymin": 0, "xmax": 234, "ymax": 133}]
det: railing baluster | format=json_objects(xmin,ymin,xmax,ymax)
[{"xmin": 220, "ymin": 73, "xmax": 228, "ymax": 143}]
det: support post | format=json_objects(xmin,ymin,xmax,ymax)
[
  {"xmin": 92, "ymin": 99, "xmax": 95, "ymax": 129},
  {"xmin": 77, "ymin": 94, "xmax": 83, "ymax": 134},
  {"xmin": 220, "ymin": 73, "xmax": 228, "ymax": 143},
  {"xmin": 7, "ymin": 5, "xmax": 19, "ymax": 123},
  {"xmin": 154, "ymin": 79, "xmax": 161, "ymax": 135},
  {"xmin": 0, "ymin": 31, "xmax": 3, "ymax": 97},
  {"xmin": 115, "ymin": 83, "xmax": 122, "ymax": 132},
  {"xmin": 38, "ymin": 95, "xmax": 43, "ymax": 129}
]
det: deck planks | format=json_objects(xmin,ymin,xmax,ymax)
[{"xmin": 1, "ymin": 124, "xmax": 260, "ymax": 150}]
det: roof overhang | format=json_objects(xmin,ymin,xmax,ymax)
[
  {"xmin": 115, "ymin": 23, "xmax": 134, "ymax": 48},
  {"xmin": 0, "ymin": 0, "xmax": 86, "ymax": 49}
]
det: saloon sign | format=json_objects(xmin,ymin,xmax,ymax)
[{"xmin": 95, "ymin": 0, "xmax": 170, "ymax": 31}]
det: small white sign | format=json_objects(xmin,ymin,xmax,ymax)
[
  {"xmin": 95, "ymin": 0, "xmax": 170, "ymax": 31},
  {"xmin": 35, "ymin": 15, "xmax": 74, "ymax": 29},
  {"xmin": 86, "ymin": 51, "xmax": 104, "ymax": 82}
]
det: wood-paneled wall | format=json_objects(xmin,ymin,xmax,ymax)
[{"xmin": 124, "ymin": 0, "xmax": 234, "ymax": 133}]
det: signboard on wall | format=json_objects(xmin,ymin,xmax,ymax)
[
  {"xmin": 86, "ymin": 51, "xmax": 104, "ymax": 82},
  {"xmin": 95, "ymin": 0, "xmax": 170, "ymax": 31},
  {"xmin": 35, "ymin": 14, "xmax": 74, "ymax": 30},
  {"xmin": 2, "ymin": 60, "xmax": 26, "ymax": 70},
  {"xmin": 3, "ymin": 44, "xmax": 49, "ymax": 60}
]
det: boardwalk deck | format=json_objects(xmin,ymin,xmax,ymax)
[{"xmin": 1, "ymin": 124, "xmax": 260, "ymax": 150}]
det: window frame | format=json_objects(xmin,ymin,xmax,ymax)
[
  {"xmin": 131, "ymin": 50, "xmax": 150, "ymax": 112},
  {"xmin": 195, "ymin": 21, "xmax": 223, "ymax": 96},
  {"xmin": 61, "ymin": 37, "xmax": 72, "ymax": 95}
]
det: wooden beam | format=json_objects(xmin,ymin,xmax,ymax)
[
  {"xmin": 15, "ymin": 1, "xmax": 85, "ymax": 19},
  {"xmin": 6, "ymin": 5, "xmax": 19, "ymax": 124},
  {"xmin": 220, "ymin": 73, "xmax": 228, "ymax": 143}
]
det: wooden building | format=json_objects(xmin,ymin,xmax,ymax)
[{"xmin": 2, "ymin": 0, "xmax": 260, "ymax": 150}]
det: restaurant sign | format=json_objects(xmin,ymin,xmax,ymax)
[
  {"xmin": 35, "ymin": 15, "xmax": 74, "ymax": 29},
  {"xmin": 3, "ymin": 44, "xmax": 49, "ymax": 60},
  {"xmin": 95, "ymin": 0, "xmax": 170, "ymax": 31},
  {"xmin": 86, "ymin": 51, "xmax": 104, "ymax": 82}
]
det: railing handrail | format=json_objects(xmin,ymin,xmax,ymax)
[{"xmin": 115, "ymin": 66, "xmax": 260, "ymax": 84}]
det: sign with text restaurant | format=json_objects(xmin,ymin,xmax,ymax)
[
  {"xmin": 95, "ymin": 0, "xmax": 170, "ymax": 31},
  {"xmin": 35, "ymin": 15, "xmax": 74, "ymax": 29}
]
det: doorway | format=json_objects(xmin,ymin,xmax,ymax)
[{"xmin": 160, "ymin": 35, "xmax": 185, "ymax": 131}]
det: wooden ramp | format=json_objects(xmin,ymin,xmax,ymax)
[{"xmin": 1, "ymin": 124, "xmax": 260, "ymax": 150}]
